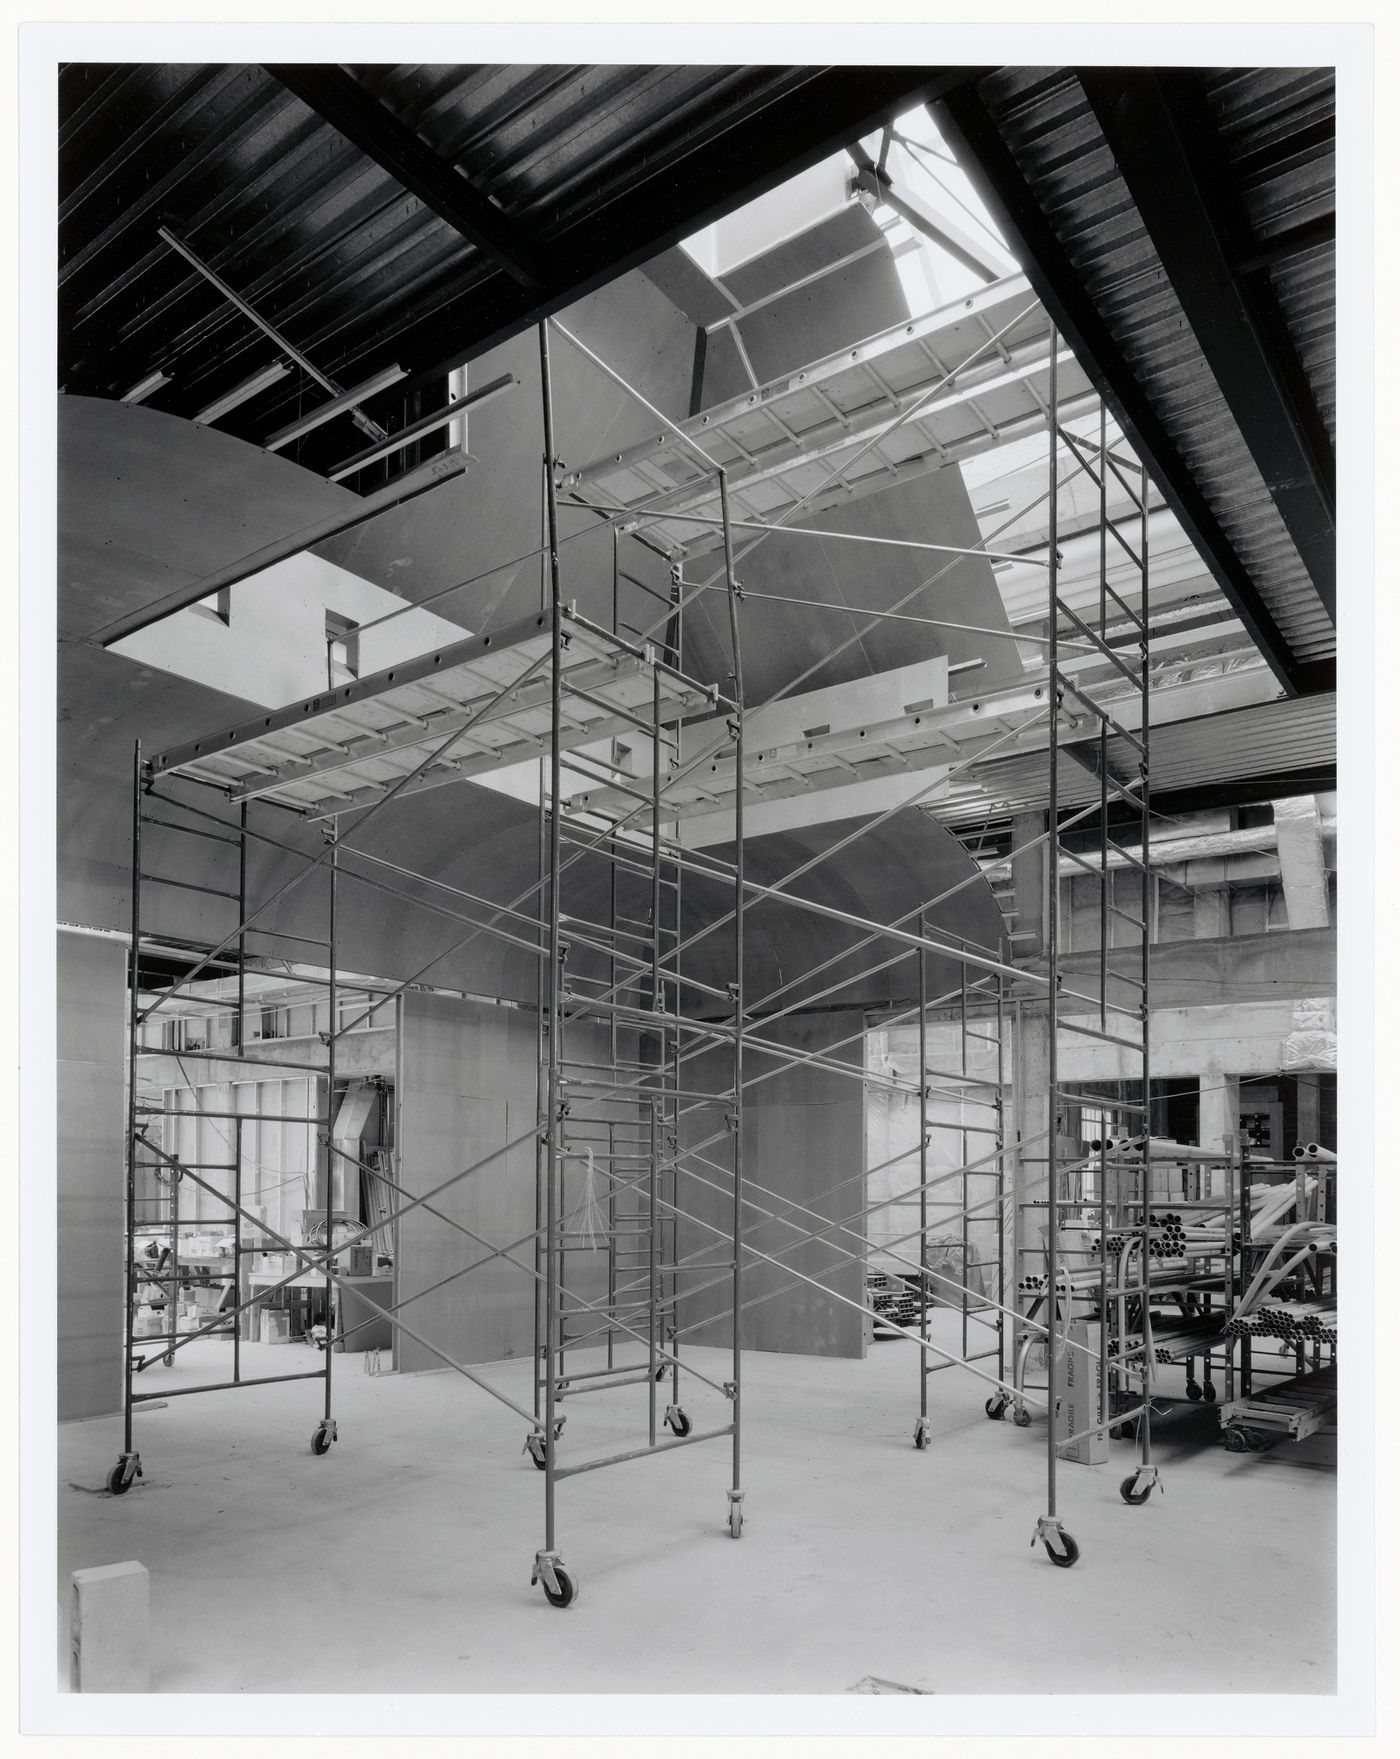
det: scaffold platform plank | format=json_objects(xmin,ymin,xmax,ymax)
[
  {"xmin": 559, "ymin": 276, "xmax": 1092, "ymax": 555},
  {"xmin": 149, "ymin": 606, "xmax": 719, "ymax": 816}
]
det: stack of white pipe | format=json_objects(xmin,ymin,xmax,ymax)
[{"xmin": 1088, "ymin": 1136, "xmax": 1231, "ymax": 1166}]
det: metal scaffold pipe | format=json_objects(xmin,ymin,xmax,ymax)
[
  {"xmin": 539, "ymin": 320, "xmax": 565, "ymax": 1582},
  {"xmin": 719, "ymin": 467, "xmax": 746, "ymax": 1543}
]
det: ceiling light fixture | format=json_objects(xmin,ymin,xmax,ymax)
[
  {"xmin": 193, "ymin": 360, "xmax": 291, "ymax": 426},
  {"xmin": 328, "ymin": 373, "xmax": 515, "ymax": 482},
  {"xmin": 263, "ymin": 364, "xmax": 409, "ymax": 451},
  {"xmin": 120, "ymin": 370, "xmax": 171, "ymax": 404}
]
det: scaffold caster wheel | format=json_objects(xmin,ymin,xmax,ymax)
[
  {"xmin": 727, "ymin": 1491, "xmax": 745, "ymax": 1539},
  {"xmin": 913, "ymin": 1417, "xmax": 932, "ymax": 1450},
  {"xmin": 1203, "ymin": 1383, "xmax": 1217, "ymax": 1403},
  {"xmin": 524, "ymin": 1433, "xmax": 547, "ymax": 1471},
  {"xmin": 1120, "ymin": 1474, "xmax": 1152, "ymax": 1505},
  {"xmin": 1013, "ymin": 1405, "xmax": 1032, "ymax": 1428},
  {"xmin": 985, "ymin": 1394, "xmax": 1009, "ymax": 1421},
  {"xmin": 655, "ymin": 1366, "xmax": 669, "ymax": 1383},
  {"xmin": 1046, "ymin": 1533, "xmax": 1079, "ymax": 1568},
  {"xmin": 532, "ymin": 1552, "xmax": 577, "ymax": 1609},
  {"xmin": 542, "ymin": 1565, "xmax": 577, "ymax": 1609},
  {"xmin": 106, "ymin": 1454, "xmax": 141, "ymax": 1496},
  {"xmin": 310, "ymin": 1420, "xmax": 336, "ymax": 1456},
  {"xmin": 664, "ymin": 1406, "xmax": 691, "ymax": 1438},
  {"xmin": 162, "ymin": 1352, "xmax": 175, "ymax": 1368},
  {"xmin": 1222, "ymin": 1428, "xmax": 1246, "ymax": 1452},
  {"xmin": 1034, "ymin": 1517, "xmax": 1078, "ymax": 1568},
  {"xmin": 1185, "ymin": 1380, "xmax": 1202, "ymax": 1401}
]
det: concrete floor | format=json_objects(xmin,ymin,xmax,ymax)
[{"xmin": 56, "ymin": 1322, "xmax": 1336, "ymax": 1695}]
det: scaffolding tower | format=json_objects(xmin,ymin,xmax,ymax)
[
  {"xmin": 113, "ymin": 279, "xmax": 1162, "ymax": 1587},
  {"xmin": 113, "ymin": 322, "xmax": 750, "ymax": 1607},
  {"xmin": 986, "ymin": 343, "xmax": 1160, "ymax": 1564},
  {"xmin": 553, "ymin": 293, "xmax": 1166, "ymax": 1566}
]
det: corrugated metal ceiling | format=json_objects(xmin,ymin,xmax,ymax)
[
  {"xmin": 972, "ymin": 66, "xmax": 1334, "ymax": 670},
  {"xmin": 1205, "ymin": 67, "xmax": 1336, "ymax": 446},
  {"xmin": 58, "ymin": 62, "xmax": 957, "ymax": 478},
  {"xmin": 932, "ymin": 689, "xmax": 1337, "ymax": 829},
  {"xmin": 57, "ymin": 60, "xmax": 1339, "ymax": 828}
]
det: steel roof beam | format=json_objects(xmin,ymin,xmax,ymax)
[
  {"xmin": 264, "ymin": 64, "xmax": 550, "ymax": 289},
  {"xmin": 933, "ymin": 80, "xmax": 1328, "ymax": 699},
  {"xmin": 303, "ymin": 66, "xmax": 987, "ymax": 396},
  {"xmin": 1075, "ymin": 68, "xmax": 1335, "ymax": 617}
]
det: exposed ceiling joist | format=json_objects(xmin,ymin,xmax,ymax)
[
  {"xmin": 933, "ymin": 81, "xmax": 1331, "ymax": 701},
  {"xmin": 1075, "ymin": 68, "xmax": 1335, "ymax": 617},
  {"xmin": 266, "ymin": 64, "xmax": 986, "ymax": 392},
  {"xmin": 263, "ymin": 63, "xmax": 549, "ymax": 289}
]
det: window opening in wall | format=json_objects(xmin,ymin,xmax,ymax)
[
  {"xmin": 326, "ymin": 611, "xmax": 360, "ymax": 686},
  {"xmin": 1078, "ymin": 1103, "xmax": 1111, "ymax": 1147}
]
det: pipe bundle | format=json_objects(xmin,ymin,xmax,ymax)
[
  {"xmin": 1224, "ymin": 1301, "xmax": 1336, "ymax": 1346},
  {"xmin": 1110, "ymin": 1312, "xmax": 1228, "ymax": 1365},
  {"xmin": 1017, "ymin": 1270, "xmax": 1096, "ymax": 1297},
  {"xmin": 1153, "ymin": 1337, "xmax": 1212, "ymax": 1366},
  {"xmin": 1088, "ymin": 1136, "xmax": 1231, "ymax": 1166},
  {"xmin": 1088, "ymin": 1212, "xmax": 1238, "ymax": 1261}
]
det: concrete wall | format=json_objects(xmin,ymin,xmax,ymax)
[
  {"xmin": 57, "ymin": 931, "xmax": 127, "ymax": 1420},
  {"xmin": 395, "ymin": 995, "xmax": 614, "ymax": 1372},
  {"xmin": 1050, "ymin": 925, "xmax": 1336, "ymax": 1017},
  {"xmin": 678, "ymin": 1013, "xmax": 866, "ymax": 1359}
]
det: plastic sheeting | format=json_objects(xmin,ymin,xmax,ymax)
[{"xmin": 1279, "ymin": 995, "xmax": 1337, "ymax": 1073}]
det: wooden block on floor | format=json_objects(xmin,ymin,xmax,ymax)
[{"xmin": 70, "ymin": 1561, "xmax": 149, "ymax": 1692}]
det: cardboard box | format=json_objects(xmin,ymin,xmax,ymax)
[{"xmin": 1054, "ymin": 1321, "xmax": 1108, "ymax": 1464}]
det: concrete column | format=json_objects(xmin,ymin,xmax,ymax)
[
  {"xmin": 1198, "ymin": 1069, "xmax": 1239, "ymax": 1154},
  {"xmin": 1273, "ymin": 796, "xmax": 1330, "ymax": 930},
  {"xmin": 1296, "ymin": 1073, "xmax": 1321, "ymax": 1146},
  {"xmin": 70, "ymin": 1561, "xmax": 150, "ymax": 1692},
  {"xmin": 1009, "ymin": 811, "xmax": 1048, "ymax": 960}
]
